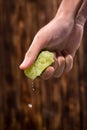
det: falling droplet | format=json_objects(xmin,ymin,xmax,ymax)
[
  {"xmin": 32, "ymin": 87, "xmax": 36, "ymax": 91},
  {"xmin": 32, "ymin": 80, "xmax": 35, "ymax": 92},
  {"xmin": 31, "ymin": 80, "xmax": 40, "ymax": 95},
  {"xmin": 28, "ymin": 103, "xmax": 32, "ymax": 108}
]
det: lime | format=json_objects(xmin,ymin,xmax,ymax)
[{"xmin": 24, "ymin": 51, "xmax": 54, "ymax": 80}]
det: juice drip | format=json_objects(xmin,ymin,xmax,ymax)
[
  {"xmin": 28, "ymin": 81, "xmax": 40, "ymax": 108},
  {"xmin": 28, "ymin": 103, "xmax": 32, "ymax": 108},
  {"xmin": 32, "ymin": 80, "xmax": 40, "ymax": 95},
  {"xmin": 32, "ymin": 81, "xmax": 36, "ymax": 92}
]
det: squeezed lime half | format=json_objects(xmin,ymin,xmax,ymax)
[{"xmin": 24, "ymin": 51, "xmax": 54, "ymax": 80}]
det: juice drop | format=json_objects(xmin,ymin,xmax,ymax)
[
  {"xmin": 32, "ymin": 80, "xmax": 36, "ymax": 92},
  {"xmin": 32, "ymin": 80, "xmax": 40, "ymax": 95},
  {"xmin": 28, "ymin": 103, "xmax": 32, "ymax": 108}
]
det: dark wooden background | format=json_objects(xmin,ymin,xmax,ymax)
[{"xmin": 0, "ymin": 0, "xmax": 87, "ymax": 130}]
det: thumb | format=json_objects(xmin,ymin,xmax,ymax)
[{"xmin": 19, "ymin": 34, "xmax": 45, "ymax": 70}]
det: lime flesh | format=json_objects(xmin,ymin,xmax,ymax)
[{"xmin": 24, "ymin": 51, "xmax": 54, "ymax": 80}]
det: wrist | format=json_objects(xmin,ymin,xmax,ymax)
[
  {"xmin": 55, "ymin": 0, "xmax": 82, "ymax": 20},
  {"xmin": 76, "ymin": 0, "xmax": 87, "ymax": 26}
]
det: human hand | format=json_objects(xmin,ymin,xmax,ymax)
[
  {"xmin": 19, "ymin": 0, "xmax": 86, "ymax": 80},
  {"xmin": 19, "ymin": 16, "xmax": 83, "ymax": 79},
  {"xmin": 19, "ymin": 16, "xmax": 74, "ymax": 72}
]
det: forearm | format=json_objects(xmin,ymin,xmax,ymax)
[
  {"xmin": 76, "ymin": 0, "xmax": 87, "ymax": 25},
  {"xmin": 56, "ymin": 0, "xmax": 82, "ymax": 19}
]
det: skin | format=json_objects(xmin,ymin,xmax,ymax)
[{"xmin": 19, "ymin": 0, "xmax": 87, "ymax": 80}]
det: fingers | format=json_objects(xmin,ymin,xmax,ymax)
[
  {"xmin": 41, "ymin": 66, "xmax": 54, "ymax": 80},
  {"xmin": 65, "ymin": 55, "xmax": 73, "ymax": 72},
  {"xmin": 54, "ymin": 56, "xmax": 65, "ymax": 78},
  {"xmin": 41, "ymin": 54, "xmax": 73, "ymax": 80}
]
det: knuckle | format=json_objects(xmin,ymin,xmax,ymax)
[
  {"xmin": 25, "ymin": 51, "xmax": 29, "ymax": 57},
  {"xmin": 25, "ymin": 50, "xmax": 32, "ymax": 58}
]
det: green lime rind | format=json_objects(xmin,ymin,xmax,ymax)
[{"xmin": 24, "ymin": 51, "xmax": 54, "ymax": 80}]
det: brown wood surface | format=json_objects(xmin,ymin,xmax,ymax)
[{"xmin": 0, "ymin": 0, "xmax": 87, "ymax": 130}]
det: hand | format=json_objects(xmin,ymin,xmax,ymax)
[{"xmin": 19, "ymin": 16, "xmax": 83, "ymax": 80}]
